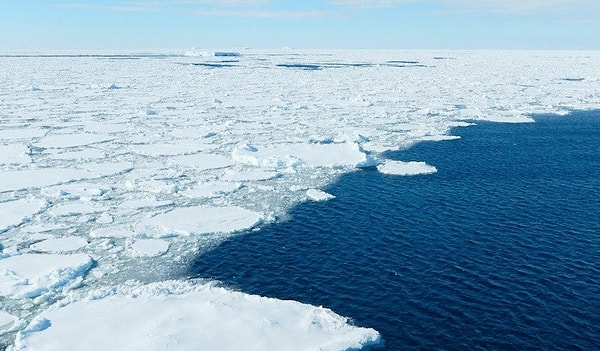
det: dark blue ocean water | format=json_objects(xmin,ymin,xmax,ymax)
[{"xmin": 190, "ymin": 111, "xmax": 600, "ymax": 350}]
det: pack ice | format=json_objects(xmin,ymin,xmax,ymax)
[{"xmin": 1, "ymin": 48, "xmax": 600, "ymax": 350}]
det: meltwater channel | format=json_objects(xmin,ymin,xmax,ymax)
[{"xmin": 190, "ymin": 111, "xmax": 600, "ymax": 350}]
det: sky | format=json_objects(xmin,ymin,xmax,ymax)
[{"xmin": 1, "ymin": 0, "xmax": 600, "ymax": 50}]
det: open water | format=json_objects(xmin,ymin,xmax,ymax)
[{"xmin": 190, "ymin": 111, "xmax": 600, "ymax": 350}]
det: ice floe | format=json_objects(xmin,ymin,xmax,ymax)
[
  {"xmin": 29, "ymin": 237, "xmax": 88, "ymax": 253},
  {"xmin": 140, "ymin": 206, "xmax": 263, "ymax": 237},
  {"xmin": 0, "ymin": 199, "xmax": 46, "ymax": 233},
  {"xmin": 232, "ymin": 142, "xmax": 377, "ymax": 169},
  {"xmin": 180, "ymin": 180, "xmax": 242, "ymax": 198},
  {"xmin": 127, "ymin": 239, "xmax": 170, "ymax": 257},
  {"xmin": 0, "ymin": 254, "xmax": 93, "ymax": 298},
  {"xmin": 377, "ymin": 160, "xmax": 438, "ymax": 176},
  {"xmin": 33, "ymin": 133, "xmax": 113, "ymax": 149},
  {"xmin": 307, "ymin": 188, "xmax": 336, "ymax": 201},
  {"xmin": 0, "ymin": 144, "xmax": 31, "ymax": 165},
  {"xmin": 11, "ymin": 280, "xmax": 380, "ymax": 351}
]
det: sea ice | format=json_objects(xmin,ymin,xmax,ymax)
[
  {"xmin": 0, "ymin": 144, "xmax": 31, "ymax": 165},
  {"xmin": 377, "ymin": 160, "xmax": 438, "ymax": 176},
  {"xmin": 171, "ymin": 153, "xmax": 233, "ymax": 170},
  {"xmin": 140, "ymin": 206, "xmax": 263, "ymax": 237},
  {"xmin": 180, "ymin": 180, "xmax": 242, "ymax": 198},
  {"xmin": 3, "ymin": 49, "xmax": 600, "ymax": 349},
  {"xmin": 11, "ymin": 280, "xmax": 381, "ymax": 351},
  {"xmin": 29, "ymin": 237, "xmax": 88, "ymax": 253},
  {"xmin": 0, "ymin": 199, "xmax": 46, "ymax": 234},
  {"xmin": 0, "ymin": 311, "xmax": 19, "ymax": 334},
  {"xmin": 232, "ymin": 142, "xmax": 377, "ymax": 169},
  {"xmin": 306, "ymin": 188, "xmax": 336, "ymax": 202},
  {"xmin": 0, "ymin": 168, "xmax": 114, "ymax": 193},
  {"xmin": 220, "ymin": 169, "xmax": 280, "ymax": 182},
  {"xmin": 127, "ymin": 239, "xmax": 170, "ymax": 257},
  {"xmin": 33, "ymin": 133, "xmax": 113, "ymax": 149},
  {"xmin": 0, "ymin": 254, "xmax": 93, "ymax": 298}
]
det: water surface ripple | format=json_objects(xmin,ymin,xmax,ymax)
[{"xmin": 191, "ymin": 111, "xmax": 600, "ymax": 350}]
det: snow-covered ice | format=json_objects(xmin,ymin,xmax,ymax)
[
  {"xmin": 0, "ymin": 254, "xmax": 93, "ymax": 298},
  {"xmin": 29, "ymin": 237, "xmax": 88, "ymax": 253},
  {"xmin": 1, "ymin": 49, "xmax": 600, "ymax": 349},
  {"xmin": 11, "ymin": 281, "xmax": 380, "ymax": 351},
  {"xmin": 377, "ymin": 160, "xmax": 438, "ymax": 176},
  {"xmin": 307, "ymin": 188, "xmax": 336, "ymax": 202},
  {"xmin": 0, "ymin": 199, "xmax": 46, "ymax": 233},
  {"xmin": 127, "ymin": 238, "xmax": 170, "ymax": 257},
  {"xmin": 140, "ymin": 206, "xmax": 263, "ymax": 237}
]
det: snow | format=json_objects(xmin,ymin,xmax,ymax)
[
  {"xmin": 307, "ymin": 188, "xmax": 336, "ymax": 201},
  {"xmin": 0, "ymin": 199, "xmax": 46, "ymax": 233},
  {"xmin": 2, "ymin": 49, "xmax": 600, "ymax": 349},
  {"xmin": 0, "ymin": 169, "xmax": 93, "ymax": 193},
  {"xmin": 171, "ymin": 153, "xmax": 234, "ymax": 170},
  {"xmin": 232, "ymin": 142, "xmax": 377, "ymax": 169},
  {"xmin": 29, "ymin": 237, "xmax": 88, "ymax": 253},
  {"xmin": 140, "ymin": 206, "xmax": 263, "ymax": 237},
  {"xmin": 33, "ymin": 133, "xmax": 113, "ymax": 149},
  {"xmin": 377, "ymin": 160, "xmax": 438, "ymax": 176},
  {"xmin": 128, "ymin": 239, "xmax": 170, "ymax": 257},
  {"xmin": 0, "ymin": 254, "xmax": 93, "ymax": 298},
  {"xmin": 180, "ymin": 180, "xmax": 242, "ymax": 198},
  {"xmin": 11, "ymin": 280, "xmax": 380, "ymax": 351},
  {"xmin": 0, "ymin": 144, "xmax": 31, "ymax": 165},
  {"xmin": 0, "ymin": 311, "xmax": 19, "ymax": 334}
]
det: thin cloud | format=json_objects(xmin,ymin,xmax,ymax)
[
  {"xmin": 328, "ymin": 0, "xmax": 418, "ymax": 9},
  {"xmin": 446, "ymin": 0, "xmax": 600, "ymax": 15},
  {"xmin": 192, "ymin": 8, "xmax": 338, "ymax": 18},
  {"xmin": 329, "ymin": 0, "xmax": 600, "ymax": 15},
  {"xmin": 176, "ymin": 0, "xmax": 272, "ymax": 6},
  {"xmin": 57, "ymin": 2, "xmax": 162, "ymax": 13},
  {"xmin": 57, "ymin": 1, "xmax": 337, "ymax": 18}
]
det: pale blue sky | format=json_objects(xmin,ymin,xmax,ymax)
[{"xmin": 2, "ymin": 0, "xmax": 599, "ymax": 50}]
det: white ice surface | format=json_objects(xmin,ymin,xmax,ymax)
[
  {"xmin": 140, "ymin": 206, "xmax": 263, "ymax": 237},
  {"xmin": 29, "ymin": 237, "xmax": 88, "ymax": 253},
  {"xmin": 0, "ymin": 199, "xmax": 46, "ymax": 233},
  {"xmin": 32, "ymin": 133, "xmax": 113, "ymax": 149},
  {"xmin": 180, "ymin": 180, "xmax": 242, "ymax": 198},
  {"xmin": 307, "ymin": 188, "xmax": 336, "ymax": 202},
  {"xmin": 0, "ymin": 311, "xmax": 19, "ymax": 334},
  {"xmin": 0, "ymin": 254, "xmax": 93, "ymax": 298},
  {"xmin": 11, "ymin": 280, "xmax": 380, "ymax": 351},
  {"xmin": 2, "ymin": 49, "xmax": 600, "ymax": 349},
  {"xmin": 0, "ymin": 145, "xmax": 31, "ymax": 165},
  {"xmin": 232, "ymin": 142, "xmax": 377, "ymax": 168},
  {"xmin": 377, "ymin": 160, "xmax": 438, "ymax": 176},
  {"xmin": 127, "ymin": 239, "xmax": 170, "ymax": 257}
]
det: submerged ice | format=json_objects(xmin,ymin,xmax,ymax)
[{"xmin": 1, "ymin": 49, "xmax": 600, "ymax": 349}]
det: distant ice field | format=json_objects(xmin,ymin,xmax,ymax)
[{"xmin": 1, "ymin": 49, "xmax": 600, "ymax": 349}]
